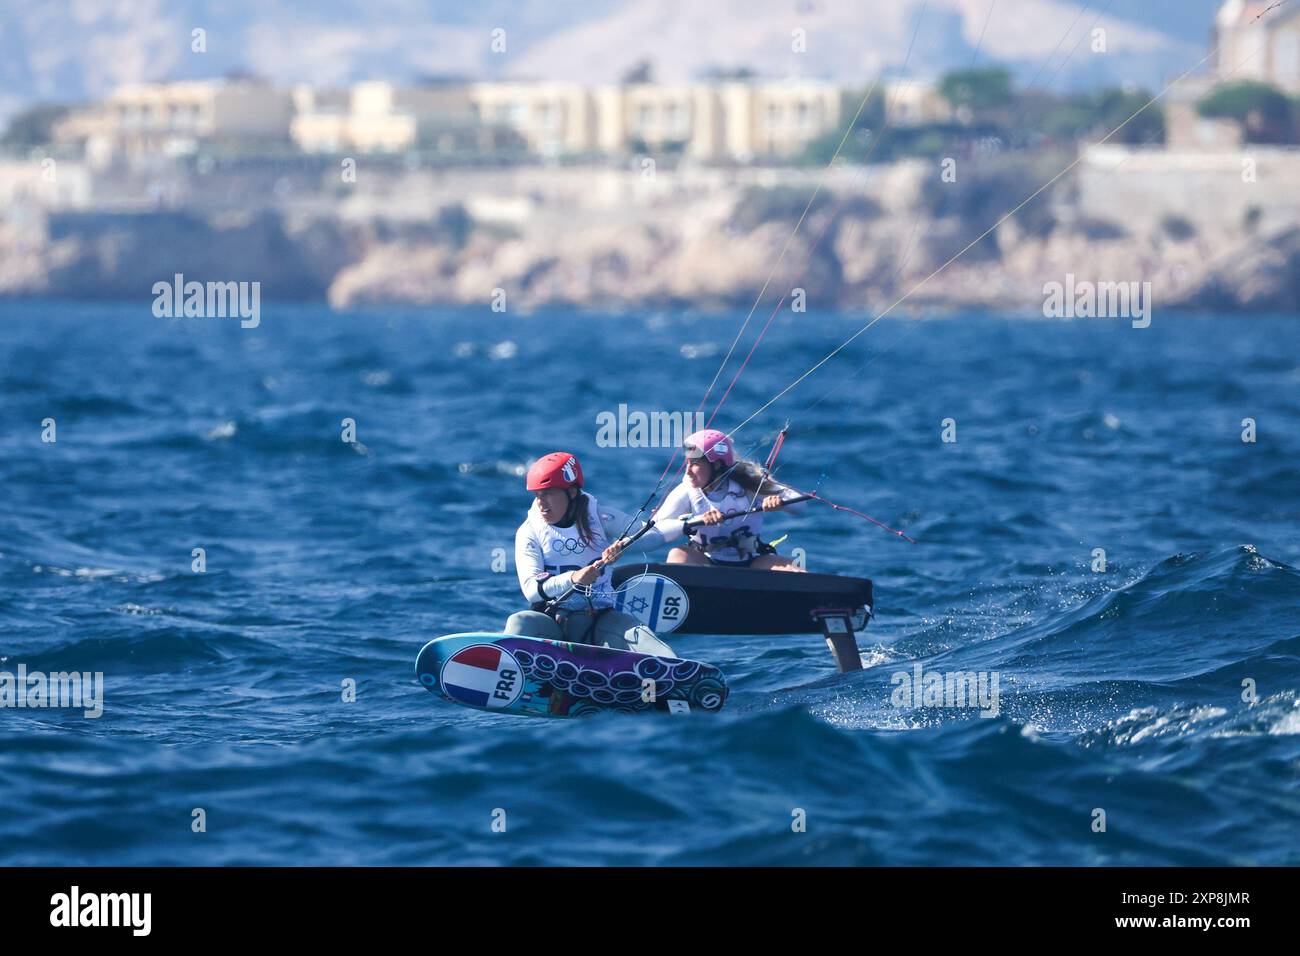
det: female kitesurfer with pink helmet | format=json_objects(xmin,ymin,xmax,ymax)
[
  {"xmin": 652, "ymin": 429, "xmax": 805, "ymax": 571},
  {"xmin": 507, "ymin": 451, "xmax": 683, "ymax": 652}
]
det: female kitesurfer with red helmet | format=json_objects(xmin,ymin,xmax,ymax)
[
  {"xmin": 508, "ymin": 451, "xmax": 684, "ymax": 652},
  {"xmin": 652, "ymin": 429, "xmax": 805, "ymax": 571}
]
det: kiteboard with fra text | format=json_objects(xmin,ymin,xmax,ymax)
[{"xmin": 414, "ymin": 632, "xmax": 728, "ymax": 718}]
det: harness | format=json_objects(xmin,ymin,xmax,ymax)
[
  {"xmin": 686, "ymin": 524, "xmax": 776, "ymax": 559},
  {"xmin": 684, "ymin": 474, "xmax": 779, "ymax": 560}
]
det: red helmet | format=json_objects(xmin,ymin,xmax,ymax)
[{"xmin": 526, "ymin": 452, "xmax": 583, "ymax": 491}]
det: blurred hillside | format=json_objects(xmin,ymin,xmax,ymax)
[{"xmin": 0, "ymin": 0, "xmax": 1222, "ymax": 123}]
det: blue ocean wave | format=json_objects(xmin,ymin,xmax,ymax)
[{"xmin": 0, "ymin": 303, "xmax": 1296, "ymax": 865}]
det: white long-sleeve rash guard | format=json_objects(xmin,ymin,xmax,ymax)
[
  {"xmin": 515, "ymin": 493, "xmax": 686, "ymax": 607},
  {"xmin": 651, "ymin": 475, "xmax": 801, "ymax": 562}
]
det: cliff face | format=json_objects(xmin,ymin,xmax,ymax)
[{"xmin": 4, "ymin": 158, "xmax": 1300, "ymax": 314}]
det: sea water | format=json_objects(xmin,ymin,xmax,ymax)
[{"xmin": 1, "ymin": 301, "xmax": 1297, "ymax": 865}]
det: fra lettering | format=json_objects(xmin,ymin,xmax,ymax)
[{"xmin": 494, "ymin": 669, "xmax": 518, "ymax": 699}]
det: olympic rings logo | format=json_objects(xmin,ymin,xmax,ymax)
[{"xmin": 548, "ymin": 535, "xmax": 596, "ymax": 554}]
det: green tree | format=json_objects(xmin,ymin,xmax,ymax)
[
  {"xmin": 621, "ymin": 59, "xmax": 655, "ymax": 85},
  {"xmin": 1015, "ymin": 91, "xmax": 1093, "ymax": 143},
  {"xmin": 0, "ymin": 104, "xmax": 71, "ymax": 147},
  {"xmin": 939, "ymin": 67, "xmax": 1014, "ymax": 120},
  {"xmin": 798, "ymin": 85, "xmax": 887, "ymax": 164},
  {"xmin": 1013, "ymin": 87, "xmax": 1164, "ymax": 147},
  {"xmin": 1090, "ymin": 87, "xmax": 1165, "ymax": 145},
  {"xmin": 1198, "ymin": 81, "xmax": 1295, "ymax": 143}
]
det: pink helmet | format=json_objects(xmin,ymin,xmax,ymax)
[{"xmin": 684, "ymin": 429, "xmax": 735, "ymax": 467}]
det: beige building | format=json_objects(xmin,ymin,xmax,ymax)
[
  {"xmin": 56, "ymin": 77, "xmax": 293, "ymax": 164},
  {"xmin": 587, "ymin": 80, "xmax": 845, "ymax": 162},
  {"xmin": 468, "ymin": 82, "xmax": 596, "ymax": 156},
  {"xmin": 881, "ymin": 80, "xmax": 953, "ymax": 126},
  {"xmin": 288, "ymin": 86, "xmax": 350, "ymax": 153},
  {"xmin": 442, "ymin": 80, "xmax": 847, "ymax": 161},
  {"xmin": 1164, "ymin": 77, "xmax": 1244, "ymax": 151},
  {"xmin": 739, "ymin": 82, "xmax": 845, "ymax": 159},
  {"xmin": 590, "ymin": 83, "xmax": 730, "ymax": 159},
  {"xmin": 614, "ymin": 84, "xmax": 704, "ymax": 153},
  {"xmin": 1214, "ymin": 0, "xmax": 1300, "ymax": 93},
  {"xmin": 1163, "ymin": 2, "xmax": 1300, "ymax": 150},
  {"xmin": 292, "ymin": 81, "xmax": 481, "ymax": 154},
  {"xmin": 58, "ymin": 76, "xmax": 867, "ymax": 164}
]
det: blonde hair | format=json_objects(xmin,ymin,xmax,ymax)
[{"xmin": 709, "ymin": 459, "xmax": 788, "ymax": 499}]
